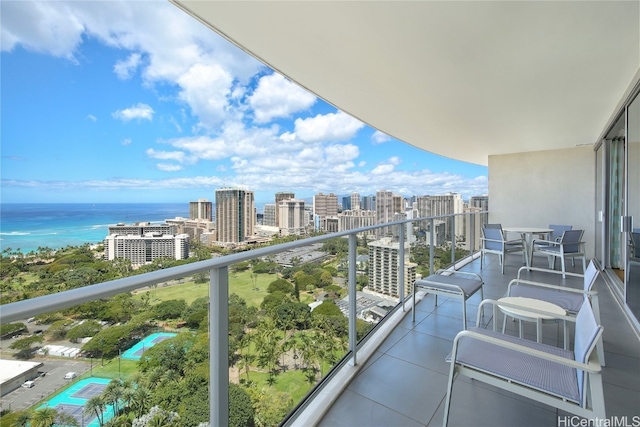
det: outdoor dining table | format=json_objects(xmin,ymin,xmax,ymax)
[{"xmin": 502, "ymin": 227, "xmax": 553, "ymax": 267}]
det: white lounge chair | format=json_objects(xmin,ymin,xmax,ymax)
[
  {"xmin": 507, "ymin": 260, "xmax": 605, "ymax": 365},
  {"xmin": 443, "ymin": 300, "xmax": 605, "ymax": 426}
]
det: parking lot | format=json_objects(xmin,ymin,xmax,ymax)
[
  {"xmin": 1, "ymin": 321, "xmax": 93, "ymax": 414},
  {"xmin": 1, "ymin": 358, "xmax": 92, "ymax": 412}
]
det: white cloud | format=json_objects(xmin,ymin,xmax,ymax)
[
  {"xmin": 113, "ymin": 103, "xmax": 154, "ymax": 122},
  {"xmin": 291, "ymin": 111, "xmax": 365, "ymax": 143},
  {"xmin": 249, "ymin": 73, "xmax": 316, "ymax": 123},
  {"xmin": 372, "ymin": 130, "xmax": 391, "ymax": 144},
  {"xmin": 371, "ymin": 164, "xmax": 395, "ymax": 175},
  {"xmin": 157, "ymin": 163, "xmax": 183, "ymax": 172},
  {"xmin": 145, "ymin": 148, "xmax": 189, "ymax": 163},
  {"xmin": 122, "ymin": 138, "xmax": 132, "ymax": 146},
  {"xmin": 114, "ymin": 53, "xmax": 142, "ymax": 80},
  {"xmin": 389, "ymin": 156, "xmax": 402, "ymax": 166},
  {"xmin": 1, "ymin": 1, "xmax": 84, "ymax": 60},
  {"xmin": 87, "ymin": 114, "xmax": 97, "ymax": 122}
]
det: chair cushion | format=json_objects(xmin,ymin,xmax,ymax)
[
  {"xmin": 509, "ymin": 284, "xmax": 584, "ymax": 313},
  {"xmin": 446, "ymin": 328, "xmax": 579, "ymax": 403},
  {"xmin": 415, "ymin": 274, "xmax": 483, "ymax": 298}
]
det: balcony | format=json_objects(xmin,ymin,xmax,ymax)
[
  {"xmin": 312, "ymin": 254, "xmax": 640, "ymax": 427},
  {"xmin": 2, "ymin": 215, "xmax": 639, "ymax": 426}
]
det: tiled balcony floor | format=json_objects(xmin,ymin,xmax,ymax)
[{"xmin": 318, "ymin": 255, "xmax": 640, "ymax": 427}]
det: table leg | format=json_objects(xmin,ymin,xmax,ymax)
[{"xmin": 536, "ymin": 318, "xmax": 542, "ymax": 343}]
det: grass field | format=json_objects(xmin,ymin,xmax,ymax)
[
  {"xmin": 133, "ymin": 270, "xmax": 317, "ymax": 308},
  {"xmin": 131, "ymin": 270, "xmax": 278, "ymax": 307}
]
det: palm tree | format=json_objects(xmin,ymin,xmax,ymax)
[
  {"xmin": 131, "ymin": 387, "xmax": 152, "ymax": 418},
  {"xmin": 84, "ymin": 395, "xmax": 106, "ymax": 426},
  {"xmin": 13, "ymin": 411, "xmax": 31, "ymax": 427},
  {"xmin": 102, "ymin": 379, "xmax": 124, "ymax": 417},
  {"xmin": 30, "ymin": 407, "xmax": 58, "ymax": 427}
]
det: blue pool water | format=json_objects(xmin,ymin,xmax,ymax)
[
  {"xmin": 39, "ymin": 378, "xmax": 114, "ymax": 427},
  {"xmin": 121, "ymin": 332, "xmax": 177, "ymax": 360}
]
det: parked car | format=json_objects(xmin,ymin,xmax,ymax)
[
  {"xmin": 64, "ymin": 372, "xmax": 77, "ymax": 379},
  {"xmin": 22, "ymin": 380, "xmax": 35, "ymax": 388}
]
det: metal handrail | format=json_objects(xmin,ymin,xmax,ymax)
[{"xmin": 0, "ymin": 211, "xmax": 484, "ymax": 426}]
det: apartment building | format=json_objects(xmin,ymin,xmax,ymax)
[
  {"xmin": 278, "ymin": 198, "xmax": 306, "ymax": 236},
  {"xmin": 104, "ymin": 233, "xmax": 189, "ymax": 265},
  {"xmin": 367, "ymin": 237, "xmax": 416, "ymax": 298},
  {"xmin": 189, "ymin": 198, "xmax": 213, "ymax": 221},
  {"xmin": 215, "ymin": 188, "xmax": 255, "ymax": 244}
]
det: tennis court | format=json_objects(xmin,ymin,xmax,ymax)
[
  {"xmin": 121, "ymin": 332, "xmax": 177, "ymax": 360},
  {"xmin": 39, "ymin": 378, "xmax": 114, "ymax": 427}
]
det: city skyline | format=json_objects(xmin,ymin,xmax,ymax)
[{"xmin": 1, "ymin": 1, "xmax": 488, "ymax": 205}]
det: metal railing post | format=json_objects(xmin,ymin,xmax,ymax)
[
  {"xmin": 348, "ymin": 233, "xmax": 357, "ymax": 366},
  {"xmin": 451, "ymin": 216, "xmax": 456, "ymax": 270},
  {"xmin": 210, "ymin": 266, "xmax": 229, "ymax": 427},
  {"xmin": 398, "ymin": 223, "xmax": 405, "ymax": 309},
  {"xmin": 429, "ymin": 218, "xmax": 435, "ymax": 275}
]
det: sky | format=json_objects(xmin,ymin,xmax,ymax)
[{"xmin": 1, "ymin": 1, "xmax": 488, "ymax": 207}]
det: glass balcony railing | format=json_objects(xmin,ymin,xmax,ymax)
[{"xmin": 0, "ymin": 212, "xmax": 484, "ymax": 427}]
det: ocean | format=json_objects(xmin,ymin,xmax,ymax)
[{"xmin": 0, "ymin": 203, "xmax": 189, "ymax": 254}]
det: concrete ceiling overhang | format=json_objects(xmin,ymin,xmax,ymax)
[{"xmin": 171, "ymin": 1, "xmax": 640, "ymax": 166}]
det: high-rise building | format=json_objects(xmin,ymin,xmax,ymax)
[
  {"xmin": 368, "ymin": 237, "xmax": 416, "ymax": 298},
  {"xmin": 338, "ymin": 209, "xmax": 375, "ymax": 235},
  {"xmin": 215, "ymin": 188, "xmax": 255, "ymax": 243},
  {"xmin": 351, "ymin": 192, "xmax": 361, "ymax": 211},
  {"xmin": 415, "ymin": 193, "xmax": 464, "ymax": 238},
  {"xmin": 275, "ymin": 192, "xmax": 295, "ymax": 227},
  {"xmin": 278, "ymin": 199, "xmax": 306, "ymax": 236},
  {"xmin": 375, "ymin": 190, "xmax": 397, "ymax": 236},
  {"xmin": 314, "ymin": 192, "xmax": 338, "ymax": 231},
  {"xmin": 362, "ymin": 195, "xmax": 376, "ymax": 211},
  {"xmin": 469, "ymin": 195, "xmax": 489, "ymax": 226},
  {"xmin": 108, "ymin": 222, "xmax": 175, "ymax": 236},
  {"xmin": 189, "ymin": 198, "xmax": 213, "ymax": 221},
  {"xmin": 341, "ymin": 196, "xmax": 351, "ymax": 211},
  {"xmin": 104, "ymin": 233, "xmax": 189, "ymax": 265},
  {"xmin": 263, "ymin": 203, "xmax": 277, "ymax": 227}
]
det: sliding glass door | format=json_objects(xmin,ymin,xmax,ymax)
[{"xmin": 627, "ymin": 93, "xmax": 640, "ymax": 320}]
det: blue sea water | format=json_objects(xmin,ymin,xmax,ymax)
[{"xmin": 0, "ymin": 203, "xmax": 189, "ymax": 254}]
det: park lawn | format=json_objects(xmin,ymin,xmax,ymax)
[
  {"xmin": 248, "ymin": 369, "xmax": 313, "ymax": 404},
  {"xmin": 85, "ymin": 357, "xmax": 140, "ymax": 379},
  {"xmin": 133, "ymin": 271, "xmax": 279, "ymax": 308}
]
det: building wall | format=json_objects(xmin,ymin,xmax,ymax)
[{"xmin": 489, "ymin": 145, "xmax": 595, "ymax": 258}]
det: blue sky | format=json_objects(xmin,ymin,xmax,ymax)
[{"xmin": 1, "ymin": 1, "xmax": 487, "ymax": 206}]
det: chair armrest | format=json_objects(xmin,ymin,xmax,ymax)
[
  {"xmin": 435, "ymin": 269, "xmax": 483, "ymax": 282},
  {"xmin": 507, "ymin": 278, "xmax": 597, "ymax": 296},
  {"xmin": 532, "ymin": 238, "xmax": 558, "ymax": 246},
  {"xmin": 517, "ymin": 266, "xmax": 584, "ymax": 280},
  {"xmin": 450, "ymin": 330, "xmax": 602, "ymax": 374}
]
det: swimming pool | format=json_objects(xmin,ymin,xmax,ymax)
[
  {"xmin": 39, "ymin": 378, "xmax": 114, "ymax": 427},
  {"xmin": 121, "ymin": 332, "xmax": 177, "ymax": 360}
]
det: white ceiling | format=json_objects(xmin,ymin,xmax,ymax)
[{"xmin": 171, "ymin": 1, "xmax": 640, "ymax": 166}]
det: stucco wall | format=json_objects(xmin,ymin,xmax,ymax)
[{"xmin": 488, "ymin": 145, "xmax": 595, "ymax": 259}]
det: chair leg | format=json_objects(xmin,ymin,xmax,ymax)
[
  {"xmin": 462, "ymin": 297, "xmax": 467, "ymax": 330},
  {"xmin": 560, "ymin": 256, "xmax": 566, "ymax": 279}
]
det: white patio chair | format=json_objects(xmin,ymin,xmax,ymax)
[
  {"xmin": 507, "ymin": 260, "xmax": 605, "ymax": 365},
  {"xmin": 480, "ymin": 225, "xmax": 526, "ymax": 274},
  {"xmin": 531, "ymin": 229, "xmax": 586, "ymax": 278},
  {"xmin": 443, "ymin": 300, "xmax": 605, "ymax": 426}
]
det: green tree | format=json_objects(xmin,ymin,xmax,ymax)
[
  {"xmin": 229, "ymin": 383, "xmax": 255, "ymax": 427},
  {"xmin": 84, "ymin": 395, "xmax": 106, "ymax": 427},
  {"xmin": 266, "ymin": 278, "xmax": 294, "ymax": 295},
  {"xmin": 66, "ymin": 320, "xmax": 102, "ymax": 342},
  {"xmin": 30, "ymin": 407, "xmax": 58, "ymax": 427},
  {"xmin": 9, "ymin": 335, "xmax": 43, "ymax": 351},
  {"xmin": 153, "ymin": 299, "xmax": 187, "ymax": 320}
]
